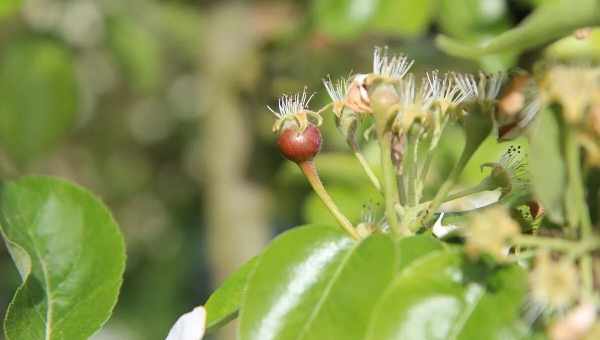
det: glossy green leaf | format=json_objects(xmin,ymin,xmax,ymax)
[
  {"xmin": 0, "ymin": 176, "xmax": 126, "ymax": 340},
  {"xmin": 373, "ymin": 0, "xmax": 435, "ymax": 37},
  {"xmin": 367, "ymin": 250, "xmax": 528, "ymax": 340},
  {"xmin": 436, "ymin": 0, "xmax": 600, "ymax": 58},
  {"xmin": 0, "ymin": 38, "xmax": 78, "ymax": 166},
  {"xmin": 395, "ymin": 234, "xmax": 445, "ymax": 271},
  {"xmin": 205, "ymin": 256, "xmax": 259, "ymax": 333},
  {"xmin": 312, "ymin": 0, "xmax": 378, "ymax": 40},
  {"xmin": 529, "ymin": 108, "xmax": 566, "ymax": 223},
  {"xmin": 240, "ymin": 225, "xmax": 395, "ymax": 340},
  {"xmin": 107, "ymin": 17, "xmax": 162, "ymax": 93}
]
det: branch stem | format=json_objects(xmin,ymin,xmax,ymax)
[{"xmin": 511, "ymin": 234, "xmax": 600, "ymax": 256}]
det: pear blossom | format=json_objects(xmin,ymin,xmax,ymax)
[{"xmin": 166, "ymin": 306, "xmax": 206, "ymax": 340}]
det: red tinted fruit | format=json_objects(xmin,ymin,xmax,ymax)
[{"xmin": 277, "ymin": 125, "xmax": 322, "ymax": 163}]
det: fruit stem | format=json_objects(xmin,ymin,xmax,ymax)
[
  {"xmin": 349, "ymin": 139, "xmax": 382, "ymax": 192},
  {"xmin": 299, "ymin": 161, "xmax": 360, "ymax": 240},
  {"xmin": 379, "ymin": 133, "xmax": 411, "ymax": 236},
  {"xmin": 422, "ymin": 110, "xmax": 492, "ymax": 225},
  {"xmin": 443, "ymin": 178, "xmax": 496, "ymax": 203}
]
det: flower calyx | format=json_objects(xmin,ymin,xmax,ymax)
[
  {"xmin": 269, "ymin": 88, "xmax": 322, "ymax": 134},
  {"xmin": 480, "ymin": 145, "xmax": 529, "ymax": 198}
]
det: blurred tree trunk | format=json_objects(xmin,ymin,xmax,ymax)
[{"xmin": 199, "ymin": 4, "xmax": 270, "ymax": 340}]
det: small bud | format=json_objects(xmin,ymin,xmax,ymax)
[
  {"xmin": 542, "ymin": 65, "xmax": 600, "ymax": 124},
  {"xmin": 550, "ymin": 303, "xmax": 596, "ymax": 340},
  {"xmin": 496, "ymin": 72, "xmax": 541, "ymax": 141},
  {"xmin": 391, "ymin": 73, "xmax": 435, "ymax": 134},
  {"xmin": 345, "ymin": 74, "xmax": 372, "ymax": 114},
  {"xmin": 527, "ymin": 200, "xmax": 544, "ymax": 219},
  {"xmin": 480, "ymin": 145, "xmax": 529, "ymax": 198},
  {"xmin": 277, "ymin": 125, "xmax": 322, "ymax": 163},
  {"xmin": 574, "ymin": 27, "xmax": 593, "ymax": 40},
  {"xmin": 529, "ymin": 251, "xmax": 579, "ymax": 310},
  {"xmin": 426, "ymin": 71, "xmax": 466, "ymax": 115},
  {"xmin": 369, "ymin": 80, "xmax": 400, "ymax": 130},
  {"xmin": 356, "ymin": 201, "xmax": 382, "ymax": 237},
  {"xmin": 465, "ymin": 206, "xmax": 520, "ymax": 261}
]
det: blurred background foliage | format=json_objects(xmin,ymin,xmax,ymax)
[{"xmin": 0, "ymin": 0, "xmax": 596, "ymax": 339}]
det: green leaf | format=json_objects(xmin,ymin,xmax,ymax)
[
  {"xmin": 529, "ymin": 108, "xmax": 566, "ymax": 223},
  {"xmin": 107, "ymin": 17, "xmax": 162, "ymax": 93},
  {"xmin": 0, "ymin": 38, "xmax": 78, "ymax": 166},
  {"xmin": 205, "ymin": 256, "xmax": 259, "ymax": 333},
  {"xmin": 395, "ymin": 234, "xmax": 445, "ymax": 271},
  {"xmin": 373, "ymin": 0, "xmax": 435, "ymax": 37},
  {"xmin": 240, "ymin": 225, "xmax": 395, "ymax": 340},
  {"xmin": 0, "ymin": 0, "xmax": 21, "ymax": 19},
  {"xmin": 367, "ymin": 250, "xmax": 528, "ymax": 340},
  {"xmin": 312, "ymin": 0, "xmax": 378, "ymax": 40},
  {"xmin": 436, "ymin": 0, "xmax": 600, "ymax": 58},
  {"xmin": 0, "ymin": 176, "xmax": 126, "ymax": 340}
]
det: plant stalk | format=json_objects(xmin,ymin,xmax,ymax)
[
  {"xmin": 565, "ymin": 127, "xmax": 595, "ymax": 298},
  {"xmin": 299, "ymin": 161, "xmax": 360, "ymax": 240},
  {"xmin": 511, "ymin": 234, "xmax": 600, "ymax": 256},
  {"xmin": 443, "ymin": 179, "xmax": 496, "ymax": 203},
  {"xmin": 349, "ymin": 139, "xmax": 382, "ymax": 192},
  {"xmin": 379, "ymin": 133, "xmax": 409, "ymax": 235},
  {"xmin": 422, "ymin": 110, "xmax": 492, "ymax": 224}
]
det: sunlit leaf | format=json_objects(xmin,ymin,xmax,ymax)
[
  {"xmin": 0, "ymin": 176, "xmax": 126, "ymax": 340},
  {"xmin": 367, "ymin": 250, "xmax": 528, "ymax": 340},
  {"xmin": 240, "ymin": 225, "xmax": 395, "ymax": 340},
  {"xmin": 395, "ymin": 233, "xmax": 445, "ymax": 271},
  {"xmin": 312, "ymin": 0, "xmax": 378, "ymax": 40},
  {"xmin": 372, "ymin": 0, "xmax": 435, "ymax": 37},
  {"xmin": 0, "ymin": 38, "xmax": 78, "ymax": 166},
  {"xmin": 205, "ymin": 256, "xmax": 259, "ymax": 333}
]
